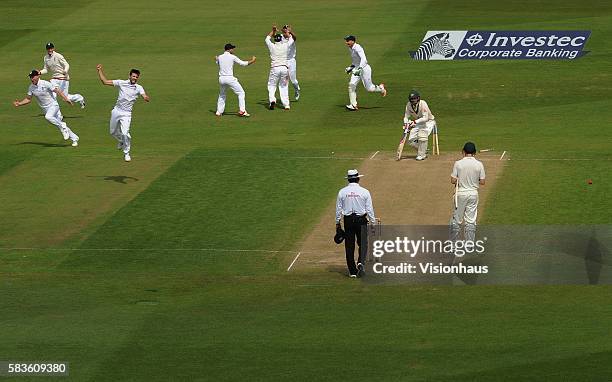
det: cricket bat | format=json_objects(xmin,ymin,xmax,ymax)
[{"xmin": 396, "ymin": 127, "xmax": 410, "ymax": 161}]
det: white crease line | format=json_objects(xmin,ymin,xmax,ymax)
[
  {"xmin": 500, "ymin": 151, "xmax": 507, "ymax": 160},
  {"xmin": 370, "ymin": 151, "xmax": 380, "ymax": 160},
  {"xmin": 0, "ymin": 247, "xmax": 295, "ymax": 254},
  {"xmin": 287, "ymin": 252, "xmax": 301, "ymax": 272}
]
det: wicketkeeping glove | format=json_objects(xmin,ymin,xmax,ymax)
[{"xmin": 345, "ymin": 65, "xmax": 355, "ymax": 74}]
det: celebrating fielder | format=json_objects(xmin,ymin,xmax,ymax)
[
  {"xmin": 450, "ymin": 142, "xmax": 485, "ymax": 242},
  {"xmin": 281, "ymin": 25, "xmax": 300, "ymax": 101},
  {"xmin": 215, "ymin": 43, "xmax": 256, "ymax": 117},
  {"xmin": 39, "ymin": 42, "xmax": 86, "ymax": 108},
  {"xmin": 13, "ymin": 70, "xmax": 79, "ymax": 146},
  {"xmin": 265, "ymin": 25, "xmax": 294, "ymax": 110},
  {"xmin": 403, "ymin": 90, "xmax": 437, "ymax": 161},
  {"xmin": 96, "ymin": 65, "xmax": 150, "ymax": 162},
  {"xmin": 344, "ymin": 35, "xmax": 386, "ymax": 111}
]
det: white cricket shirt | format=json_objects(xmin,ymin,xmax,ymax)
[
  {"xmin": 27, "ymin": 80, "xmax": 59, "ymax": 109},
  {"xmin": 404, "ymin": 100, "xmax": 435, "ymax": 125},
  {"xmin": 283, "ymin": 36, "xmax": 297, "ymax": 60},
  {"xmin": 40, "ymin": 52, "xmax": 70, "ymax": 79},
  {"xmin": 216, "ymin": 51, "xmax": 249, "ymax": 76},
  {"xmin": 112, "ymin": 80, "xmax": 145, "ymax": 113},
  {"xmin": 336, "ymin": 183, "xmax": 376, "ymax": 223},
  {"xmin": 452, "ymin": 157, "xmax": 486, "ymax": 194},
  {"xmin": 349, "ymin": 43, "xmax": 368, "ymax": 68},
  {"xmin": 265, "ymin": 36, "xmax": 293, "ymax": 67}
]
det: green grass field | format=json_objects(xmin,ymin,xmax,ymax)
[{"xmin": 1, "ymin": 0, "xmax": 612, "ymax": 380}]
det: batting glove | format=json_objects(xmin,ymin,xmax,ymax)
[
  {"xmin": 352, "ymin": 67, "xmax": 363, "ymax": 76},
  {"xmin": 345, "ymin": 65, "xmax": 355, "ymax": 74}
]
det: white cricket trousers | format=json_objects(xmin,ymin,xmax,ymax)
[
  {"xmin": 43, "ymin": 104, "xmax": 78, "ymax": 141},
  {"xmin": 267, "ymin": 66, "xmax": 290, "ymax": 107},
  {"xmin": 348, "ymin": 64, "xmax": 383, "ymax": 106},
  {"xmin": 50, "ymin": 78, "xmax": 84, "ymax": 104},
  {"xmin": 217, "ymin": 76, "xmax": 246, "ymax": 113},
  {"xmin": 109, "ymin": 107, "xmax": 132, "ymax": 154},
  {"xmin": 408, "ymin": 120, "xmax": 437, "ymax": 156},
  {"xmin": 288, "ymin": 58, "xmax": 300, "ymax": 91},
  {"xmin": 450, "ymin": 192, "xmax": 479, "ymax": 242}
]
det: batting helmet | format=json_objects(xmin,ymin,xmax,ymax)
[{"xmin": 409, "ymin": 90, "xmax": 420, "ymax": 99}]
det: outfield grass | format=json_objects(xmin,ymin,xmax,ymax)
[{"xmin": 1, "ymin": 0, "xmax": 612, "ymax": 380}]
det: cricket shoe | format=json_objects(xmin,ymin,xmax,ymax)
[
  {"xmin": 215, "ymin": 111, "xmax": 222, "ymax": 116},
  {"xmin": 295, "ymin": 90, "xmax": 300, "ymax": 101},
  {"xmin": 357, "ymin": 262, "xmax": 365, "ymax": 277},
  {"xmin": 283, "ymin": 106, "xmax": 290, "ymax": 110},
  {"xmin": 345, "ymin": 104, "xmax": 358, "ymax": 111},
  {"xmin": 71, "ymin": 140, "xmax": 79, "ymax": 147},
  {"xmin": 238, "ymin": 111, "xmax": 250, "ymax": 117},
  {"xmin": 349, "ymin": 274, "xmax": 357, "ymax": 278},
  {"xmin": 124, "ymin": 153, "xmax": 131, "ymax": 162},
  {"xmin": 380, "ymin": 83, "xmax": 387, "ymax": 97},
  {"xmin": 416, "ymin": 155, "xmax": 427, "ymax": 161},
  {"xmin": 269, "ymin": 101, "xmax": 275, "ymax": 110}
]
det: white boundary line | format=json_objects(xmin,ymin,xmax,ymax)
[
  {"xmin": 500, "ymin": 151, "xmax": 507, "ymax": 160},
  {"xmin": 286, "ymin": 252, "xmax": 301, "ymax": 272},
  {"xmin": 370, "ymin": 151, "xmax": 380, "ymax": 160}
]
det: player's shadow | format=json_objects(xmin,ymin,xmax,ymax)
[
  {"xmin": 209, "ymin": 110, "xmax": 239, "ymax": 116},
  {"xmin": 335, "ymin": 104, "xmax": 382, "ymax": 110},
  {"xmin": 87, "ymin": 175, "xmax": 139, "ymax": 184},
  {"xmin": 34, "ymin": 114, "xmax": 83, "ymax": 119},
  {"xmin": 17, "ymin": 141, "xmax": 71, "ymax": 147}
]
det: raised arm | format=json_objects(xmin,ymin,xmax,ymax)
[
  {"xmin": 283, "ymin": 25, "xmax": 297, "ymax": 41},
  {"xmin": 13, "ymin": 95, "xmax": 32, "ymax": 107},
  {"xmin": 96, "ymin": 64, "xmax": 114, "ymax": 86}
]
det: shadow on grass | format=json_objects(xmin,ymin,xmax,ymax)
[
  {"xmin": 335, "ymin": 104, "xmax": 382, "ymax": 110},
  {"xmin": 87, "ymin": 175, "xmax": 139, "ymax": 184},
  {"xmin": 17, "ymin": 141, "xmax": 70, "ymax": 148},
  {"xmin": 209, "ymin": 109, "xmax": 239, "ymax": 116}
]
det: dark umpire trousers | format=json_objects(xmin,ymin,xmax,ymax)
[{"xmin": 344, "ymin": 214, "xmax": 368, "ymax": 275}]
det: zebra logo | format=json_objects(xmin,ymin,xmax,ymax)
[{"xmin": 411, "ymin": 32, "xmax": 457, "ymax": 60}]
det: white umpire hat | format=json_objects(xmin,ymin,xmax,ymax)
[{"xmin": 345, "ymin": 169, "xmax": 364, "ymax": 179}]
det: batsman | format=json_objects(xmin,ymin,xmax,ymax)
[{"xmin": 402, "ymin": 90, "xmax": 437, "ymax": 161}]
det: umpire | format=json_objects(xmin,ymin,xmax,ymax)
[{"xmin": 336, "ymin": 169, "xmax": 376, "ymax": 278}]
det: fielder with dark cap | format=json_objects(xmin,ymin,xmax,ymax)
[
  {"xmin": 215, "ymin": 43, "xmax": 256, "ymax": 117},
  {"xmin": 39, "ymin": 42, "xmax": 86, "ymax": 108},
  {"xmin": 336, "ymin": 169, "xmax": 376, "ymax": 277},
  {"xmin": 13, "ymin": 70, "xmax": 79, "ymax": 146},
  {"xmin": 265, "ymin": 25, "xmax": 294, "ymax": 110},
  {"xmin": 343, "ymin": 35, "xmax": 386, "ymax": 111},
  {"xmin": 450, "ymin": 142, "xmax": 485, "ymax": 242}
]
